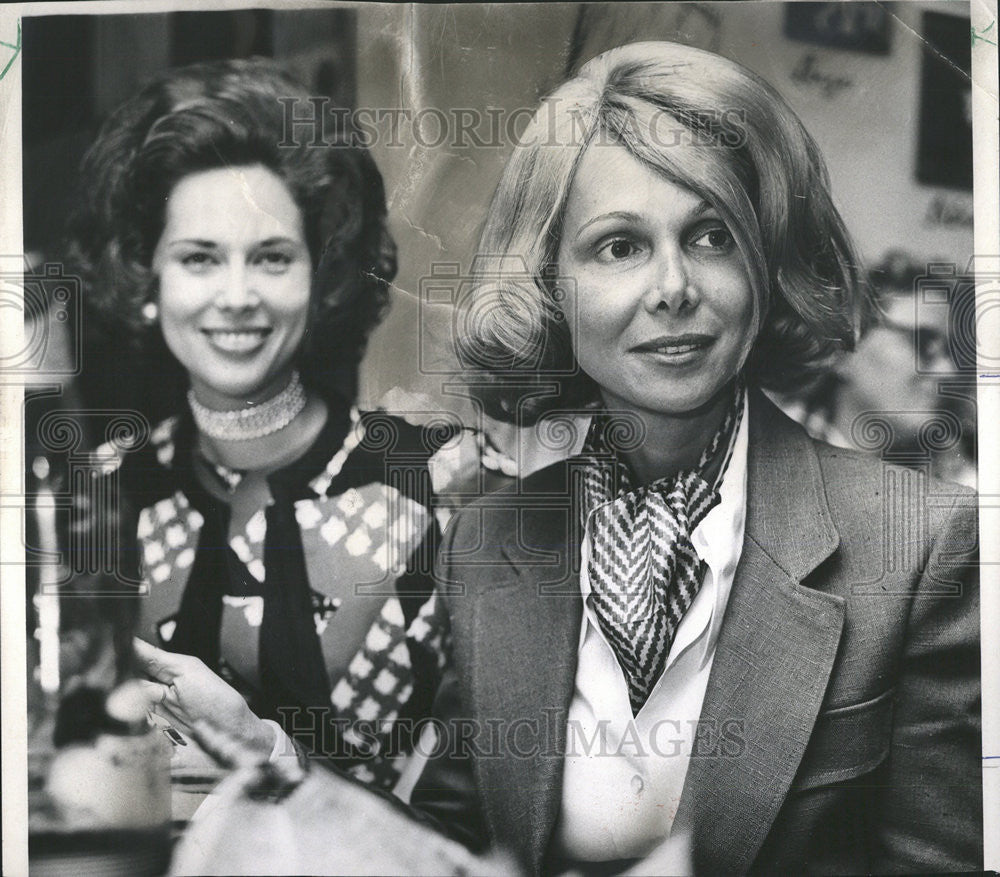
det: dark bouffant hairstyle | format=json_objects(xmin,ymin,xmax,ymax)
[
  {"xmin": 456, "ymin": 41, "xmax": 875, "ymax": 424},
  {"xmin": 67, "ymin": 57, "xmax": 396, "ymax": 407}
]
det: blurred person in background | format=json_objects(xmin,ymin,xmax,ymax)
[{"xmin": 775, "ymin": 249, "xmax": 977, "ymax": 488}]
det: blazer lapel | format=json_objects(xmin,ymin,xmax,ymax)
[
  {"xmin": 464, "ymin": 397, "xmax": 845, "ymax": 874},
  {"xmin": 674, "ymin": 394, "xmax": 846, "ymax": 874},
  {"xmin": 467, "ymin": 464, "xmax": 583, "ymax": 873}
]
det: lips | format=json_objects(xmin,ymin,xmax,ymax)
[
  {"xmin": 630, "ymin": 333, "xmax": 715, "ymax": 355},
  {"xmin": 200, "ymin": 327, "xmax": 272, "ymax": 354}
]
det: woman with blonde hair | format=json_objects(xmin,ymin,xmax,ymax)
[{"xmin": 406, "ymin": 41, "xmax": 981, "ymax": 874}]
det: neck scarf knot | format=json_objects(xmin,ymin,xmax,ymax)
[{"xmin": 581, "ymin": 380, "xmax": 745, "ymax": 715}]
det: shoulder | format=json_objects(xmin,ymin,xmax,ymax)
[
  {"xmin": 443, "ymin": 456, "xmax": 570, "ymax": 521},
  {"xmin": 812, "ymin": 437, "xmax": 971, "ymax": 493},
  {"xmin": 306, "ymin": 408, "xmax": 456, "ymax": 499},
  {"xmin": 811, "ymin": 437, "xmax": 975, "ymax": 520},
  {"xmin": 746, "ymin": 393, "xmax": 978, "ymax": 592},
  {"xmin": 355, "ymin": 409, "xmax": 460, "ymax": 458},
  {"xmin": 436, "ymin": 457, "xmax": 576, "ymax": 586},
  {"xmin": 89, "ymin": 415, "xmax": 182, "ymax": 489},
  {"xmin": 754, "ymin": 392, "xmax": 975, "ymax": 529},
  {"xmin": 806, "ymin": 435, "xmax": 978, "ymax": 583}
]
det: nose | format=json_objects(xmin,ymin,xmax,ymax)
[
  {"xmin": 641, "ymin": 245, "xmax": 698, "ymax": 313},
  {"xmin": 214, "ymin": 262, "xmax": 259, "ymax": 311}
]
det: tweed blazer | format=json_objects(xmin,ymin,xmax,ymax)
[{"xmin": 409, "ymin": 393, "xmax": 982, "ymax": 875}]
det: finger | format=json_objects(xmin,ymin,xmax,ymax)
[
  {"xmin": 133, "ymin": 679, "xmax": 170, "ymax": 711},
  {"xmin": 133, "ymin": 637, "xmax": 183, "ymax": 683},
  {"xmin": 106, "ymin": 679, "xmax": 155, "ymax": 723},
  {"xmin": 147, "ymin": 702, "xmax": 195, "ymax": 739},
  {"xmin": 159, "ymin": 708, "xmax": 196, "ymax": 738}
]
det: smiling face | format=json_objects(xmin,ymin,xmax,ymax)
[
  {"xmin": 557, "ymin": 141, "xmax": 756, "ymax": 420},
  {"xmin": 152, "ymin": 164, "xmax": 313, "ymax": 410}
]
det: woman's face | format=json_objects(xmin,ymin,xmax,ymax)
[
  {"xmin": 557, "ymin": 142, "xmax": 756, "ymax": 419},
  {"xmin": 152, "ymin": 164, "xmax": 312, "ymax": 409}
]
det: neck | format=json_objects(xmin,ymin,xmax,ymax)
[
  {"xmin": 606, "ymin": 385, "xmax": 734, "ymax": 484},
  {"xmin": 190, "ymin": 368, "xmax": 297, "ymax": 413},
  {"xmin": 188, "ymin": 370, "xmax": 305, "ymax": 441},
  {"xmin": 827, "ymin": 386, "xmax": 867, "ymax": 448},
  {"xmin": 197, "ymin": 392, "xmax": 329, "ymax": 473}
]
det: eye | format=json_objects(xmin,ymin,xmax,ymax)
[
  {"xmin": 595, "ymin": 237, "xmax": 642, "ymax": 263},
  {"xmin": 689, "ymin": 224, "xmax": 736, "ymax": 252},
  {"xmin": 254, "ymin": 250, "xmax": 294, "ymax": 274},
  {"xmin": 180, "ymin": 251, "xmax": 219, "ymax": 273}
]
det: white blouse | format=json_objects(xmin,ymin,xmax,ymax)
[{"xmin": 553, "ymin": 395, "xmax": 750, "ymax": 863}]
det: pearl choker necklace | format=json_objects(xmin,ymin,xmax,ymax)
[{"xmin": 188, "ymin": 371, "xmax": 307, "ymax": 441}]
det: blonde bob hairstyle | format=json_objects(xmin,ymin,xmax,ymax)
[{"xmin": 457, "ymin": 41, "xmax": 873, "ymax": 424}]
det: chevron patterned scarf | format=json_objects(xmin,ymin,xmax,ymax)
[{"xmin": 581, "ymin": 380, "xmax": 745, "ymax": 715}]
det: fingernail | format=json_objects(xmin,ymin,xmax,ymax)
[{"xmin": 163, "ymin": 727, "xmax": 187, "ymax": 747}]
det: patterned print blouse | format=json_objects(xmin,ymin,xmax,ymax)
[{"xmin": 118, "ymin": 401, "xmax": 457, "ymax": 789}]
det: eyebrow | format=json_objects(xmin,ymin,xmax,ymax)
[
  {"xmin": 168, "ymin": 238, "xmax": 218, "ymax": 249},
  {"xmin": 255, "ymin": 237, "xmax": 302, "ymax": 249},
  {"xmin": 574, "ymin": 211, "xmax": 643, "ymax": 237},
  {"xmin": 572, "ymin": 201, "xmax": 714, "ymax": 239},
  {"xmin": 166, "ymin": 237, "xmax": 301, "ymax": 249}
]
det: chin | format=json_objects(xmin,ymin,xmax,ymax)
[
  {"xmin": 192, "ymin": 375, "xmax": 273, "ymax": 405},
  {"xmin": 629, "ymin": 385, "xmax": 730, "ymax": 419}
]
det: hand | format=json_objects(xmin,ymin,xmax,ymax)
[{"xmin": 132, "ymin": 638, "xmax": 275, "ymax": 755}]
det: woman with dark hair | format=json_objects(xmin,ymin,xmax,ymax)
[
  {"xmin": 403, "ymin": 41, "xmax": 981, "ymax": 873},
  {"xmin": 69, "ymin": 59, "xmax": 450, "ymax": 791}
]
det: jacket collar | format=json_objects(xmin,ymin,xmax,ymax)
[
  {"xmin": 741, "ymin": 389, "xmax": 840, "ymax": 579},
  {"xmin": 479, "ymin": 392, "xmax": 844, "ymax": 874},
  {"xmin": 673, "ymin": 391, "xmax": 845, "ymax": 874},
  {"xmin": 498, "ymin": 391, "xmax": 839, "ymax": 573}
]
